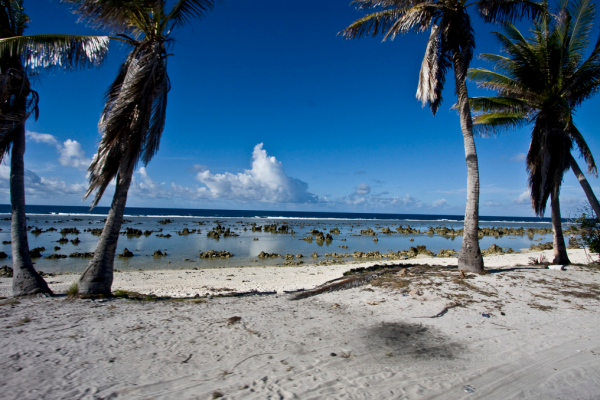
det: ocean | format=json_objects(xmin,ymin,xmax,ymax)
[{"xmin": 0, "ymin": 205, "xmax": 557, "ymax": 273}]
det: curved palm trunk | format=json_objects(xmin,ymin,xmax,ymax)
[
  {"xmin": 453, "ymin": 57, "xmax": 484, "ymax": 273},
  {"xmin": 569, "ymin": 154, "xmax": 600, "ymax": 218},
  {"xmin": 78, "ymin": 162, "xmax": 134, "ymax": 295},
  {"xmin": 550, "ymin": 188, "xmax": 570, "ymax": 264},
  {"xmin": 10, "ymin": 121, "xmax": 52, "ymax": 296}
]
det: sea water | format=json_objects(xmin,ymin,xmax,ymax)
[{"xmin": 0, "ymin": 205, "xmax": 557, "ymax": 273}]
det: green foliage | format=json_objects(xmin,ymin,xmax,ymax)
[
  {"xmin": 573, "ymin": 212, "xmax": 600, "ymax": 253},
  {"xmin": 66, "ymin": 282, "xmax": 79, "ymax": 296},
  {"xmin": 467, "ymin": 0, "xmax": 600, "ymax": 216}
]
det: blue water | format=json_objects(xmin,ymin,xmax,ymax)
[
  {"xmin": 0, "ymin": 204, "xmax": 554, "ymax": 223},
  {"xmin": 0, "ymin": 205, "xmax": 556, "ymax": 273}
]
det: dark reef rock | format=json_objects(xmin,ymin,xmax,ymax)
[
  {"xmin": 0, "ymin": 265, "xmax": 13, "ymax": 277},
  {"xmin": 69, "ymin": 252, "xmax": 94, "ymax": 258},
  {"xmin": 199, "ymin": 250, "xmax": 233, "ymax": 258},
  {"xmin": 60, "ymin": 228, "xmax": 80, "ymax": 235},
  {"xmin": 257, "ymin": 251, "xmax": 281, "ymax": 258},
  {"xmin": 44, "ymin": 253, "xmax": 67, "ymax": 260},
  {"xmin": 117, "ymin": 248, "xmax": 134, "ymax": 257},
  {"xmin": 29, "ymin": 247, "xmax": 45, "ymax": 258},
  {"xmin": 122, "ymin": 228, "xmax": 143, "ymax": 237},
  {"xmin": 529, "ymin": 242, "xmax": 553, "ymax": 251}
]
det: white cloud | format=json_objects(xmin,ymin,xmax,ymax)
[
  {"xmin": 355, "ymin": 183, "xmax": 371, "ymax": 195},
  {"xmin": 26, "ymin": 131, "xmax": 91, "ymax": 170},
  {"xmin": 0, "ymin": 165, "xmax": 86, "ymax": 198},
  {"xmin": 194, "ymin": 143, "xmax": 317, "ymax": 203},
  {"xmin": 58, "ymin": 139, "xmax": 92, "ymax": 169},
  {"xmin": 26, "ymin": 131, "xmax": 59, "ymax": 146},
  {"xmin": 432, "ymin": 199, "xmax": 447, "ymax": 208},
  {"xmin": 515, "ymin": 190, "xmax": 530, "ymax": 204},
  {"xmin": 129, "ymin": 167, "xmax": 170, "ymax": 199},
  {"xmin": 511, "ymin": 153, "xmax": 526, "ymax": 162}
]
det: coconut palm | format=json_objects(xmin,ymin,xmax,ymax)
[
  {"xmin": 0, "ymin": 0, "xmax": 109, "ymax": 296},
  {"xmin": 340, "ymin": 0, "xmax": 544, "ymax": 272},
  {"xmin": 467, "ymin": 0, "xmax": 600, "ymax": 264},
  {"xmin": 63, "ymin": 0, "xmax": 216, "ymax": 295}
]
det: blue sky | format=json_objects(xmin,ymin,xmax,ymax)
[{"xmin": 3, "ymin": 0, "xmax": 599, "ymax": 217}]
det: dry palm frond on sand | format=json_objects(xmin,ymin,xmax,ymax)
[{"xmin": 290, "ymin": 264, "xmax": 411, "ymax": 300}]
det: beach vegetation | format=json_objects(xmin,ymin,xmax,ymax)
[
  {"xmin": 0, "ymin": 0, "xmax": 109, "ymax": 296},
  {"xmin": 570, "ymin": 206, "xmax": 600, "ymax": 256},
  {"xmin": 467, "ymin": 0, "xmax": 600, "ymax": 264},
  {"xmin": 66, "ymin": 282, "xmax": 79, "ymax": 296},
  {"xmin": 63, "ymin": 0, "xmax": 219, "ymax": 295},
  {"xmin": 340, "ymin": 0, "xmax": 544, "ymax": 273}
]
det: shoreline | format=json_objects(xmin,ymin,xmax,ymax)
[{"xmin": 1, "ymin": 249, "xmax": 592, "ymax": 298}]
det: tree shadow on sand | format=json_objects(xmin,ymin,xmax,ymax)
[{"xmin": 365, "ymin": 322, "xmax": 464, "ymax": 360}]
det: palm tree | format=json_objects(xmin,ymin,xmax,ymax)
[
  {"xmin": 0, "ymin": 0, "xmax": 109, "ymax": 296},
  {"xmin": 63, "ymin": 0, "xmax": 217, "ymax": 295},
  {"xmin": 340, "ymin": 0, "xmax": 544, "ymax": 273},
  {"xmin": 467, "ymin": 0, "xmax": 600, "ymax": 264}
]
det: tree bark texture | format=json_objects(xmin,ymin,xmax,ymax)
[
  {"xmin": 550, "ymin": 188, "xmax": 570, "ymax": 264},
  {"xmin": 78, "ymin": 162, "xmax": 134, "ymax": 295},
  {"xmin": 10, "ymin": 122, "xmax": 52, "ymax": 296},
  {"xmin": 569, "ymin": 154, "xmax": 600, "ymax": 218},
  {"xmin": 453, "ymin": 56, "xmax": 484, "ymax": 273}
]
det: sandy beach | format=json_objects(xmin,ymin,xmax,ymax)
[{"xmin": 1, "ymin": 249, "xmax": 600, "ymax": 399}]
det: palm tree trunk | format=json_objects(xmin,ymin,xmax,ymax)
[
  {"xmin": 550, "ymin": 188, "xmax": 570, "ymax": 264},
  {"xmin": 453, "ymin": 56, "xmax": 484, "ymax": 273},
  {"xmin": 569, "ymin": 154, "xmax": 600, "ymax": 218},
  {"xmin": 10, "ymin": 121, "xmax": 52, "ymax": 296},
  {"xmin": 78, "ymin": 162, "xmax": 134, "ymax": 295}
]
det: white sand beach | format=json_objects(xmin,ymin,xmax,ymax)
[{"xmin": 1, "ymin": 249, "xmax": 600, "ymax": 399}]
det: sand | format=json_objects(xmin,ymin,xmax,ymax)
[{"xmin": 1, "ymin": 249, "xmax": 600, "ymax": 399}]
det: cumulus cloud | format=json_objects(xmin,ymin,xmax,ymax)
[
  {"xmin": 58, "ymin": 139, "xmax": 92, "ymax": 169},
  {"xmin": 26, "ymin": 131, "xmax": 59, "ymax": 146},
  {"xmin": 515, "ymin": 190, "xmax": 530, "ymax": 204},
  {"xmin": 355, "ymin": 183, "xmax": 371, "ymax": 195},
  {"xmin": 432, "ymin": 199, "xmax": 447, "ymax": 208},
  {"xmin": 511, "ymin": 153, "xmax": 527, "ymax": 162},
  {"xmin": 26, "ymin": 131, "xmax": 91, "ymax": 170},
  {"xmin": 193, "ymin": 143, "xmax": 317, "ymax": 203},
  {"xmin": 129, "ymin": 167, "xmax": 170, "ymax": 199},
  {"xmin": 0, "ymin": 164, "xmax": 86, "ymax": 198}
]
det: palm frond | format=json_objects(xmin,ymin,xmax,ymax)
[
  {"xmin": 467, "ymin": 67, "xmax": 522, "ymax": 92},
  {"xmin": 452, "ymin": 10, "xmax": 475, "ymax": 84},
  {"xmin": 527, "ymin": 119, "xmax": 573, "ymax": 216},
  {"xmin": 472, "ymin": 112, "xmax": 528, "ymax": 137},
  {"xmin": 476, "ymin": 0, "xmax": 545, "ymax": 24},
  {"xmin": 340, "ymin": 9, "xmax": 406, "ymax": 39},
  {"xmin": 167, "ymin": 0, "xmax": 214, "ymax": 28},
  {"xmin": 86, "ymin": 41, "xmax": 169, "ymax": 207},
  {"xmin": 566, "ymin": 0, "xmax": 594, "ymax": 57},
  {"xmin": 0, "ymin": 34, "xmax": 109, "ymax": 71},
  {"xmin": 61, "ymin": 0, "xmax": 154, "ymax": 34},
  {"xmin": 468, "ymin": 96, "xmax": 529, "ymax": 113},
  {"xmin": 565, "ymin": 122, "xmax": 597, "ymax": 175},
  {"xmin": 0, "ymin": 0, "xmax": 28, "ymax": 38},
  {"xmin": 350, "ymin": 0, "xmax": 414, "ymax": 10},
  {"xmin": 417, "ymin": 22, "xmax": 445, "ymax": 114}
]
